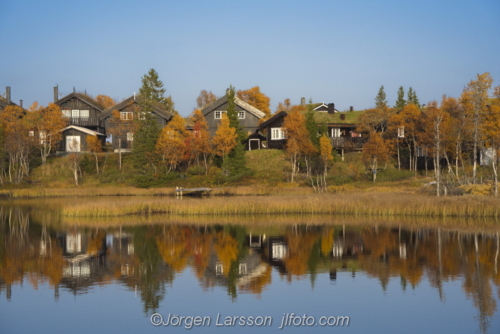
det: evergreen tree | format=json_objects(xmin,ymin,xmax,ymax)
[
  {"xmin": 407, "ymin": 87, "xmax": 420, "ymax": 108},
  {"xmin": 223, "ymin": 86, "xmax": 248, "ymax": 176},
  {"xmin": 133, "ymin": 69, "xmax": 169, "ymax": 187},
  {"xmin": 139, "ymin": 68, "xmax": 176, "ymax": 114},
  {"xmin": 305, "ymin": 107, "xmax": 320, "ymax": 149},
  {"xmin": 395, "ymin": 86, "xmax": 406, "ymax": 109},
  {"xmin": 375, "ymin": 85, "xmax": 388, "ymax": 110}
]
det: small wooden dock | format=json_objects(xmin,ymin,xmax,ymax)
[{"xmin": 175, "ymin": 187, "xmax": 212, "ymax": 197}]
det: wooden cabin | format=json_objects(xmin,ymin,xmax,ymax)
[
  {"xmin": 54, "ymin": 87, "xmax": 105, "ymax": 134},
  {"xmin": 201, "ymin": 94, "xmax": 266, "ymax": 136},
  {"xmin": 99, "ymin": 96, "xmax": 173, "ymax": 151},
  {"xmin": 258, "ymin": 111, "xmax": 288, "ymax": 149},
  {"xmin": 58, "ymin": 125, "xmax": 106, "ymax": 152}
]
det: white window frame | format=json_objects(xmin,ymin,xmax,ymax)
[
  {"xmin": 127, "ymin": 132, "xmax": 134, "ymax": 142},
  {"xmin": 80, "ymin": 110, "xmax": 89, "ymax": 118},
  {"xmin": 271, "ymin": 127, "xmax": 285, "ymax": 140},
  {"xmin": 62, "ymin": 110, "xmax": 71, "ymax": 118},
  {"xmin": 237, "ymin": 111, "xmax": 245, "ymax": 119},
  {"xmin": 29, "ymin": 130, "xmax": 35, "ymax": 137},
  {"xmin": 120, "ymin": 112, "xmax": 133, "ymax": 120},
  {"xmin": 331, "ymin": 128, "xmax": 341, "ymax": 138},
  {"xmin": 72, "ymin": 110, "xmax": 79, "ymax": 118},
  {"xmin": 214, "ymin": 110, "xmax": 226, "ymax": 119}
]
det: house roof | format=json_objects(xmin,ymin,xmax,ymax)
[
  {"xmin": 313, "ymin": 102, "xmax": 339, "ymax": 112},
  {"xmin": 258, "ymin": 111, "xmax": 287, "ymax": 129},
  {"xmin": 61, "ymin": 125, "xmax": 106, "ymax": 136},
  {"xmin": 99, "ymin": 96, "xmax": 173, "ymax": 121},
  {"xmin": 55, "ymin": 92, "xmax": 105, "ymax": 111},
  {"xmin": 0, "ymin": 97, "xmax": 23, "ymax": 110},
  {"xmin": 201, "ymin": 95, "xmax": 266, "ymax": 119}
]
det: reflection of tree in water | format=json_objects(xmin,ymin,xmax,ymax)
[
  {"xmin": 2, "ymin": 208, "xmax": 500, "ymax": 332},
  {"xmin": 127, "ymin": 226, "xmax": 173, "ymax": 314}
]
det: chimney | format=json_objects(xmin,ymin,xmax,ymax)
[
  {"xmin": 328, "ymin": 103, "xmax": 335, "ymax": 114},
  {"xmin": 301, "ymin": 97, "xmax": 306, "ymax": 106},
  {"xmin": 6, "ymin": 86, "xmax": 11, "ymax": 104},
  {"xmin": 19, "ymin": 100, "xmax": 23, "ymax": 108},
  {"xmin": 54, "ymin": 86, "xmax": 59, "ymax": 102},
  {"xmin": 350, "ymin": 106, "xmax": 354, "ymax": 112},
  {"xmin": 340, "ymin": 114, "xmax": 346, "ymax": 120}
]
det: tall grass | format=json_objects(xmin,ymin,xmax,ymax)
[{"xmin": 58, "ymin": 193, "xmax": 500, "ymax": 218}]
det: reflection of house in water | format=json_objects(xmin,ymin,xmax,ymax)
[
  {"xmin": 202, "ymin": 249, "xmax": 267, "ymax": 291},
  {"xmin": 260, "ymin": 237, "xmax": 288, "ymax": 275},
  {"xmin": 106, "ymin": 232, "xmax": 136, "ymax": 278},
  {"xmin": 56, "ymin": 231, "xmax": 107, "ymax": 295}
]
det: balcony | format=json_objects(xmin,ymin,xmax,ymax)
[
  {"xmin": 331, "ymin": 137, "xmax": 366, "ymax": 149},
  {"xmin": 65, "ymin": 117, "xmax": 103, "ymax": 128}
]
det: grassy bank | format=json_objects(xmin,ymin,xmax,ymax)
[{"xmin": 57, "ymin": 193, "xmax": 500, "ymax": 218}]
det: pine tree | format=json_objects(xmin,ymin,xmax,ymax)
[
  {"xmin": 133, "ymin": 69, "xmax": 169, "ymax": 186},
  {"xmin": 224, "ymin": 86, "xmax": 248, "ymax": 176},
  {"xmin": 395, "ymin": 86, "xmax": 406, "ymax": 109},
  {"xmin": 407, "ymin": 87, "xmax": 420, "ymax": 108},
  {"xmin": 375, "ymin": 85, "xmax": 388, "ymax": 110},
  {"xmin": 139, "ymin": 68, "xmax": 176, "ymax": 114}
]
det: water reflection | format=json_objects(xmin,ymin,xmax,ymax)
[{"xmin": 1, "ymin": 206, "xmax": 500, "ymax": 333}]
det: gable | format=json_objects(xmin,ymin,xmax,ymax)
[{"xmin": 202, "ymin": 95, "xmax": 266, "ymax": 119}]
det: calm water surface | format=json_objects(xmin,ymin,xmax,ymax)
[{"xmin": 1, "ymin": 200, "xmax": 500, "ymax": 333}]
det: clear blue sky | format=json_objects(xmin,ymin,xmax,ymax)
[{"xmin": 1, "ymin": 0, "xmax": 499, "ymax": 115}]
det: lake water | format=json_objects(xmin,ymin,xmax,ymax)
[{"xmin": 1, "ymin": 200, "xmax": 500, "ymax": 333}]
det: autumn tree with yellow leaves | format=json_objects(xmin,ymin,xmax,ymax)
[
  {"xmin": 362, "ymin": 131, "xmax": 390, "ymax": 183},
  {"xmin": 237, "ymin": 86, "xmax": 271, "ymax": 116},
  {"xmin": 29, "ymin": 103, "xmax": 66, "ymax": 164},
  {"xmin": 212, "ymin": 113, "xmax": 237, "ymax": 163},
  {"xmin": 156, "ymin": 114, "xmax": 188, "ymax": 174}
]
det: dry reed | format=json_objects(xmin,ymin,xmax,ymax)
[{"xmin": 58, "ymin": 193, "xmax": 500, "ymax": 218}]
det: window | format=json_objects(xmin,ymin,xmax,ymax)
[
  {"xmin": 29, "ymin": 130, "xmax": 34, "ymax": 137},
  {"xmin": 80, "ymin": 110, "xmax": 89, "ymax": 118},
  {"xmin": 193, "ymin": 130, "xmax": 200, "ymax": 138},
  {"xmin": 398, "ymin": 126, "xmax": 405, "ymax": 138},
  {"xmin": 238, "ymin": 111, "xmax": 245, "ymax": 119},
  {"xmin": 214, "ymin": 110, "xmax": 226, "ymax": 119},
  {"xmin": 39, "ymin": 131, "xmax": 47, "ymax": 144},
  {"xmin": 331, "ymin": 128, "xmax": 341, "ymax": 138},
  {"xmin": 271, "ymin": 127, "xmax": 285, "ymax": 140},
  {"xmin": 127, "ymin": 132, "xmax": 134, "ymax": 142},
  {"xmin": 120, "ymin": 112, "xmax": 133, "ymax": 120},
  {"xmin": 72, "ymin": 110, "xmax": 79, "ymax": 118},
  {"xmin": 62, "ymin": 110, "xmax": 71, "ymax": 118}
]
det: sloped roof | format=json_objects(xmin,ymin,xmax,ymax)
[
  {"xmin": 61, "ymin": 125, "xmax": 105, "ymax": 136},
  {"xmin": 201, "ymin": 95, "xmax": 266, "ymax": 119},
  {"xmin": 55, "ymin": 92, "xmax": 105, "ymax": 111},
  {"xmin": 0, "ymin": 97, "xmax": 22, "ymax": 110},
  {"xmin": 99, "ymin": 96, "xmax": 173, "ymax": 121},
  {"xmin": 258, "ymin": 111, "xmax": 287, "ymax": 129}
]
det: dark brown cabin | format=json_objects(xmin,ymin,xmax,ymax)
[
  {"xmin": 258, "ymin": 111, "xmax": 288, "ymax": 149},
  {"xmin": 54, "ymin": 89, "xmax": 106, "ymax": 134},
  {"xmin": 201, "ymin": 94, "xmax": 266, "ymax": 136},
  {"xmin": 58, "ymin": 125, "xmax": 106, "ymax": 152},
  {"xmin": 99, "ymin": 96, "xmax": 173, "ymax": 151}
]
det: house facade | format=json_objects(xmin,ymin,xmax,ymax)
[
  {"xmin": 201, "ymin": 94, "xmax": 266, "ymax": 136},
  {"xmin": 59, "ymin": 125, "xmax": 106, "ymax": 152},
  {"xmin": 99, "ymin": 96, "xmax": 172, "ymax": 151}
]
